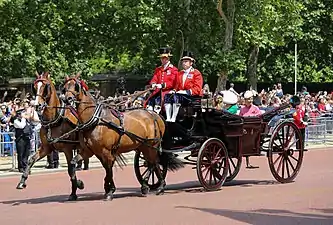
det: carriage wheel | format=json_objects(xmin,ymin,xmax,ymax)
[
  {"xmin": 134, "ymin": 151, "xmax": 168, "ymax": 190},
  {"xmin": 226, "ymin": 156, "xmax": 242, "ymax": 182},
  {"xmin": 268, "ymin": 121, "xmax": 304, "ymax": 183},
  {"xmin": 196, "ymin": 138, "xmax": 229, "ymax": 191}
]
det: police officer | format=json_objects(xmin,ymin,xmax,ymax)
[
  {"xmin": 164, "ymin": 51, "xmax": 203, "ymax": 122},
  {"xmin": 11, "ymin": 109, "xmax": 31, "ymax": 173},
  {"xmin": 145, "ymin": 47, "xmax": 178, "ymax": 114}
]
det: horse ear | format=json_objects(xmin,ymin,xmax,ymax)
[
  {"xmin": 65, "ymin": 75, "xmax": 69, "ymax": 81},
  {"xmin": 44, "ymin": 71, "xmax": 50, "ymax": 80},
  {"xmin": 75, "ymin": 72, "xmax": 81, "ymax": 79},
  {"xmin": 35, "ymin": 71, "xmax": 39, "ymax": 78}
]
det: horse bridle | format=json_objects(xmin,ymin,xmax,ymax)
[
  {"xmin": 34, "ymin": 77, "xmax": 52, "ymax": 113},
  {"xmin": 63, "ymin": 78, "xmax": 87, "ymax": 105}
]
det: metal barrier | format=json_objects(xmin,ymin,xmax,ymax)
[
  {"xmin": 0, "ymin": 128, "xmax": 40, "ymax": 170},
  {"xmin": 306, "ymin": 114, "xmax": 333, "ymax": 144}
]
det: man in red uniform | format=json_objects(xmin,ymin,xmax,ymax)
[
  {"xmin": 146, "ymin": 47, "xmax": 178, "ymax": 113},
  {"xmin": 164, "ymin": 51, "xmax": 203, "ymax": 122},
  {"xmin": 291, "ymin": 96, "xmax": 308, "ymax": 148}
]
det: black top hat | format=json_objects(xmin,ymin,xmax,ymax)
[
  {"xmin": 290, "ymin": 96, "xmax": 300, "ymax": 107},
  {"xmin": 180, "ymin": 51, "xmax": 195, "ymax": 62},
  {"xmin": 158, "ymin": 47, "xmax": 172, "ymax": 57}
]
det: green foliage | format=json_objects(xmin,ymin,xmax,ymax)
[{"xmin": 0, "ymin": 0, "xmax": 332, "ymax": 89}]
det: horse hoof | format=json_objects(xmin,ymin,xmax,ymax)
[
  {"xmin": 156, "ymin": 188, "xmax": 165, "ymax": 196},
  {"xmin": 68, "ymin": 194, "xmax": 78, "ymax": 201},
  {"xmin": 77, "ymin": 180, "xmax": 85, "ymax": 190},
  {"xmin": 104, "ymin": 193, "xmax": 113, "ymax": 201},
  {"xmin": 141, "ymin": 186, "xmax": 150, "ymax": 196},
  {"xmin": 16, "ymin": 183, "xmax": 26, "ymax": 190}
]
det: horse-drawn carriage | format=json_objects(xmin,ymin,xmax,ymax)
[
  {"xmin": 134, "ymin": 96, "xmax": 304, "ymax": 191},
  {"xmin": 20, "ymin": 72, "xmax": 304, "ymax": 201}
]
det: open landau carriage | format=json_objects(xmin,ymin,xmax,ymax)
[{"xmin": 134, "ymin": 96, "xmax": 305, "ymax": 191}]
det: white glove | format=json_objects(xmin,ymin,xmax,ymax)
[
  {"xmin": 169, "ymin": 90, "xmax": 175, "ymax": 94},
  {"xmin": 176, "ymin": 90, "xmax": 188, "ymax": 95},
  {"xmin": 156, "ymin": 84, "xmax": 162, "ymax": 89},
  {"xmin": 151, "ymin": 83, "xmax": 156, "ymax": 88},
  {"xmin": 303, "ymin": 122, "xmax": 308, "ymax": 126}
]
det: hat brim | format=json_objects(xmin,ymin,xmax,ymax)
[
  {"xmin": 181, "ymin": 56, "xmax": 195, "ymax": 62},
  {"xmin": 159, "ymin": 53, "xmax": 172, "ymax": 58}
]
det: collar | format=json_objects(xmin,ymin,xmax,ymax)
[
  {"xmin": 163, "ymin": 61, "xmax": 171, "ymax": 70},
  {"xmin": 184, "ymin": 66, "xmax": 193, "ymax": 74}
]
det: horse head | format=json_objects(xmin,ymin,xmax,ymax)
[
  {"xmin": 63, "ymin": 72, "xmax": 88, "ymax": 107},
  {"xmin": 34, "ymin": 71, "xmax": 53, "ymax": 112}
]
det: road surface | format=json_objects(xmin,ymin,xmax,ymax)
[{"xmin": 0, "ymin": 149, "xmax": 332, "ymax": 225}]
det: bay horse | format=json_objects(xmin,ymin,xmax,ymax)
[
  {"xmin": 62, "ymin": 73, "xmax": 183, "ymax": 200},
  {"xmin": 16, "ymin": 72, "xmax": 93, "ymax": 201}
]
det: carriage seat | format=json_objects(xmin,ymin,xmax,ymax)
[{"xmin": 187, "ymin": 96, "xmax": 202, "ymax": 108}]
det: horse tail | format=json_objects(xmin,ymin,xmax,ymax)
[{"xmin": 159, "ymin": 152, "xmax": 185, "ymax": 172}]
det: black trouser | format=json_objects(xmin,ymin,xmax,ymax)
[
  {"xmin": 47, "ymin": 150, "xmax": 59, "ymax": 166},
  {"xmin": 300, "ymin": 128, "xmax": 306, "ymax": 149},
  {"xmin": 16, "ymin": 136, "xmax": 31, "ymax": 170}
]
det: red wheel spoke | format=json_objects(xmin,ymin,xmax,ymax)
[
  {"xmin": 285, "ymin": 156, "xmax": 291, "ymax": 178},
  {"xmin": 230, "ymin": 158, "xmax": 237, "ymax": 169},
  {"xmin": 273, "ymin": 154, "xmax": 283, "ymax": 166},
  {"xmin": 286, "ymin": 138, "xmax": 299, "ymax": 149},
  {"xmin": 286, "ymin": 156, "xmax": 296, "ymax": 172},
  {"xmin": 277, "ymin": 133, "xmax": 284, "ymax": 146},
  {"xmin": 284, "ymin": 129, "xmax": 295, "ymax": 148},
  {"xmin": 209, "ymin": 169, "xmax": 213, "ymax": 185},
  {"xmin": 141, "ymin": 168, "xmax": 149, "ymax": 177},
  {"xmin": 281, "ymin": 158, "xmax": 285, "ymax": 179},
  {"xmin": 204, "ymin": 166, "xmax": 210, "ymax": 180},
  {"xmin": 276, "ymin": 155, "xmax": 283, "ymax": 174},
  {"xmin": 290, "ymin": 154, "xmax": 299, "ymax": 163}
]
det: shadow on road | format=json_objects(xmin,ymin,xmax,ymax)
[
  {"xmin": 0, "ymin": 191, "xmax": 143, "ymax": 206},
  {"xmin": 175, "ymin": 206, "xmax": 333, "ymax": 225},
  {"xmin": 0, "ymin": 179, "xmax": 282, "ymax": 205},
  {"xmin": 118, "ymin": 179, "xmax": 280, "ymax": 194}
]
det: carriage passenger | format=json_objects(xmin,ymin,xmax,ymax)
[
  {"xmin": 164, "ymin": 51, "xmax": 203, "ymax": 122},
  {"xmin": 240, "ymin": 90, "xmax": 262, "ymax": 168},
  {"xmin": 239, "ymin": 90, "xmax": 262, "ymax": 117},
  {"xmin": 145, "ymin": 47, "xmax": 178, "ymax": 114},
  {"xmin": 221, "ymin": 90, "xmax": 239, "ymax": 114}
]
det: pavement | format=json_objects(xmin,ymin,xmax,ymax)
[
  {"xmin": 0, "ymin": 142, "xmax": 331, "ymax": 177},
  {"xmin": 0, "ymin": 149, "xmax": 332, "ymax": 225}
]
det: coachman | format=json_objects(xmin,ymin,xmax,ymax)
[{"xmin": 145, "ymin": 47, "xmax": 178, "ymax": 113}]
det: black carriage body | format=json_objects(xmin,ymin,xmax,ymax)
[{"xmin": 134, "ymin": 97, "xmax": 305, "ymax": 192}]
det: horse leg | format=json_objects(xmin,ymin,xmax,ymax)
[
  {"xmin": 95, "ymin": 153, "xmax": 116, "ymax": 201},
  {"xmin": 65, "ymin": 151, "xmax": 85, "ymax": 201},
  {"xmin": 104, "ymin": 162, "xmax": 116, "ymax": 201},
  {"xmin": 139, "ymin": 147, "xmax": 162, "ymax": 196},
  {"xmin": 140, "ymin": 145, "xmax": 166, "ymax": 196},
  {"xmin": 154, "ymin": 161, "xmax": 166, "ymax": 195},
  {"xmin": 16, "ymin": 145, "xmax": 51, "ymax": 189},
  {"xmin": 140, "ymin": 161, "xmax": 152, "ymax": 196}
]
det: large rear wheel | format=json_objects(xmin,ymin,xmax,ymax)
[
  {"xmin": 196, "ymin": 138, "xmax": 229, "ymax": 191},
  {"xmin": 226, "ymin": 155, "xmax": 242, "ymax": 182},
  {"xmin": 268, "ymin": 121, "xmax": 304, "ymax": 183},
  {"xmin": 134, "ymin": 151, "xmax": 168, "ymax": 190}
]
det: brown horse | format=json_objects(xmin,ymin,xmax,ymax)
[
  {"xmin": 63, "ymin": 73, "xmax": 183, "ymax": 200},
  {"xmin": 16, "ymin": 72, "xmax": 93, "ymax": 201}
]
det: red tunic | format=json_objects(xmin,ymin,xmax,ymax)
[
  {"xmin": 145, "ymin": 63, "xmax": 178, "ymax": 106},
  {"xmin": 293, "ymin": 105, "xmax": 306, "ymax": 129},
  {"xmin": 175, "ymin": 68, "xmax": 203, "ymax": 96}
]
